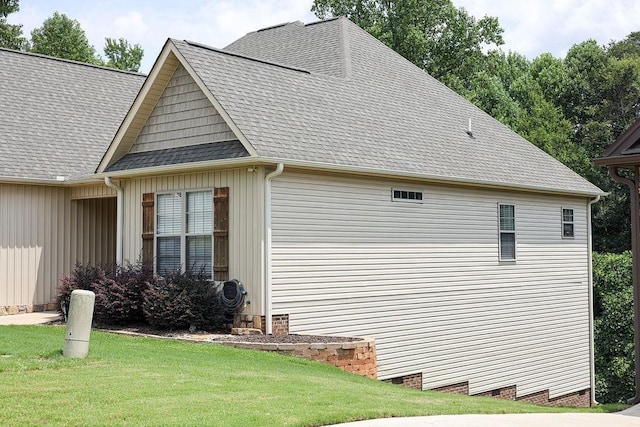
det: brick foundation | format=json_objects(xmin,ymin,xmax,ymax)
[
  {"xmin": 432, "ymin": 381, "xmax": 469, "ymax": 395},
  {"xmin": 548, "ymin": 388, "xmax": 591, "ymax": 407},
  {"xmin": 219, "ymin": 337, "xmax": 377, "ymax": 379},
  {"xmin": 431, "ymin": 381, "xmax": 591, "ymax": 407},
  {"xmin": 517, "ymin": 389, "xmax": 550, "ymax": 405},
  {"xmin": 384, "ymin": 372, "xmax": 423, "ymax": 390},
  {"xmin": 473, "ymin": 385, "xmax": 517, "ymax": 400},
  {"xmin": 233, "ymin": 314, "xmax": 289, "ymax": 336},
  {"xmin": 0, "ymin": 303, "xmax": 56, "ymax": 316}
]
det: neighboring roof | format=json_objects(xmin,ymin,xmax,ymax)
[
  {"xmin": 105, "ymin": 140, "xmax": 249, "ymax": 172},
  {"xmin": 102, "ymin": 17, "xmax": 603, "ymax": 196},
  {"xmin": 0, "ymin": 48, "xmax": 145, "ymax": 182},
  {"xmin": 594, "ymin": 116, "xmax": 640, "ymax": 167}
]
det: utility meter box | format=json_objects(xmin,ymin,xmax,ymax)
[{"xmin": 63, "ymin": 289, "xmax": 95, "ymax": 358}]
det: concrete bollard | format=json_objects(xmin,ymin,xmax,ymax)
[{"xmin": 63, "ymin": 289, "xmax": 95, "ymax": 358}]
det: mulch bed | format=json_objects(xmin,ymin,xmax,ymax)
[
  {"xmin": 212, "ymin": 334, "xmax": 360, "ymax": 344},
  {"xmin": 49, "ymin": 319, "xmax": 360, "ymax": 344}
]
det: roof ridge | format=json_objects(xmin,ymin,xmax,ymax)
[
  {"xmin": 303, "ymin": 16, "xmax": 342, "ymax": 27},
  {"xmin": 183, "ymin": 40, "xmax": 311, "ymax": 74},
  {"xmin": 256, "ymin": 21, "xmax": 304, "ymax": 32},
  {"xmin": 0, "ymin": 47, "xmax": 147, "ymax": 77}
]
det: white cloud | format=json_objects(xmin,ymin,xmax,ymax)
[
  {"xmin": 453, "ymin": 0, "xmax": 640, "ymax": 59},
  {"xmin": 112, "ymin": 11, "xmax": 148, "ymax": 41},
  {"xmin": 8, "ymin": 0, "xmax": 639, "ymax": 73}
]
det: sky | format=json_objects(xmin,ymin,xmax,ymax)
[{"xmin": 7, "ymin": 0, "xmax": 640, "ymax": 73}]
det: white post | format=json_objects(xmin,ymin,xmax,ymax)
[{"xmin": 63, "ymin": 290, "xmax": 95, "ymax": 358}]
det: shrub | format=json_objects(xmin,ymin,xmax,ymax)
[
  {"xmin": 57, "ymin": 263, "xmax": 110, "ymax": 318},
  {"xmin": 143, "ymin": 270, "xmax": 225, "ymax": 331},
  {"xmin": 593, "ymin": 251, "xmax": 635, "ymax": 403},
  {"xmin": 57, "ymin": 261, "xmax": 153, "ymax": 325},
  {"xmin": 92, "ymin": 261, "xmax": 155, "ymax": 325}
]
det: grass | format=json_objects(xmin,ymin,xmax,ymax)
[{"xmin": 0, "ymin": 326, "xmax": 626, "ymax": 426}]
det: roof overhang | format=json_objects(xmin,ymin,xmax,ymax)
[
  {"xmin": 0, "ymin": 175, "xmax": 105, "ymax": 186},
  {"xmin": 98, "ymin": 155, "xmax": 606, "ymax": 198}
]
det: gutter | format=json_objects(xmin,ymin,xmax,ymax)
[
  {"xmin": 104, "ymin": 177, "xmax": 124, "ymax": 265},
  {"xmin": 264, "ymin": 163, "xmax": 284, "ymax": 335},
  {"xmin": 94, "ymin": 156, "xmax": 605, "ymax": 199},
  {"xmin": 587, "ymin": 195, "xmax": 601, "ymax": 405}
]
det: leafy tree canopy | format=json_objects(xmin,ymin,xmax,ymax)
[
  {"xmin": 29, "ymin": 11, "xmax": 100, "ymax": 64},
  {"xmin": 103, "ymin": 37, "xmax": 144, "ymax": 72},
  {"xmin": 0, "ymin": 0, "xmax": 26, "ymax": 49}
]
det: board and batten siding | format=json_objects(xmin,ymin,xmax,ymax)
[
  {"xmin": 129, "ymin": 64, "xmax": 236, "ymax": 153},
  {"xmin": 270, "ymin": 172, "xmax": 591, "ymax": 398},
  {"xmin": 71, "ymin": 184, "xmax": 117, "ymax": 200},
  {"xmin": 0, "ymin": 184, "xmax": 116, "ymax": 308},
  {"xmin": 121, "ymin": 168, "xmax": 265, "ymax": 314}
]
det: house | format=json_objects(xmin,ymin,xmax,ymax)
[
  {"xmin": 594, "ymin": 117, "xmax": 640, "ymax": 404},
  {"xmin": 2, "ymin": 17, "xmax": 603, "ymax": 406},
  {"xmin": 0, "ymin": 48, "xmax": 145, "ymax": 313}
]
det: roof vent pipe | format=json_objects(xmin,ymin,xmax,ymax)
[
  {"xmin": 467, "ymin": 118, "xmax": 474, "ymax": 138},
  {"xmin": 265, "ymin": 163, "xmax": 284, "ymax": 335}
]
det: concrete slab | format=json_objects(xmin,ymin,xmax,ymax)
[
  {"xmin": 622, "ymin": 404, "xmax": 640, "ymax": 417},
  {"xmin": 327, "ymin": 412, "xmax": 640, "ymax": 427},
  {"xmin": 0, "ymin": 311, "xmax": 60, "ymax": 325}
]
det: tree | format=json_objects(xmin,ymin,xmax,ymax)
[
  {"xmin": 29, "ymin": 12, "xmax": 100, "ymax": 64},
  {"xmin": 593, "ymin": 251, "xmax": 635, "ymax": 403},
  {"xmin": 103, "ymin": 37, "xmax": 143, "ymax": 72},
  {"xmin": 311, "ymin": 0, "xmax": 504, "ymax": 90},
  {"xmin": 0, "ymin": 0, "xmax": 26, "ymax": 49}
]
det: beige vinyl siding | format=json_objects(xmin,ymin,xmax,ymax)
[
  {"xmin": 71, "ymin": 184, "xmax": 117, "ymax": 199},
  {"xmin": 121, "ymin": 167, "xmax": 264, "ymax": 314},
  {"xmin": 270, "ymin": 172, "xmax": 591, "ymax": 398},
  {"xmin": 130, "ymin": 64, "xmax": 236, "ymax": 153},
  {"xmin": 0, "ymin": 184, "xmax": 116, "ymax": 308}
]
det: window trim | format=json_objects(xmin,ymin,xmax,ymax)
[
  {"xmin": 154, "ymin": 189, "xmax": 214, "ymax": 277},
  {"xmin": 391, "ymin": 188, "xmax": 424, "ymax": 204},
  {"xmin": 561, "ymin": 207, "xmax": 575, "ymax": 239},
  {"xmin": 498, "ymin": 203, "xmax": 517, "ymax": 261}
]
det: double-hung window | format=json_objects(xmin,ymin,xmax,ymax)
[
  {"xmin": 156, "ymin": 191, "xmax": 213, "ymax": 278},
  {"xmin": 562, "ymin": 208, "xmax": 574, "ymax": 238},
  {"xmin": 498, "ymin": 204, "xmax": 516, "ymax": 261}
]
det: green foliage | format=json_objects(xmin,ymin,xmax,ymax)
[
  {"xmin": 142, "ymin": 269, "xmax": 225, "ymax": 331},
  {"xmin": 593, "ymin": 251, "xmax": 635, "ymax": 403},
  {"xmin": 29, "ymin": 12, "xmax": 100, "ymax": 64},
  {"xmin": 0, "ymin": 326, "xmax": 621, "ymax": 426},
  {"xmin": 103, "ymin": 37, "xmax": 143, "ymax": 72},
  {"xmin": 0, "ymin": 0, "xmax": 26, "ymax": 49}
]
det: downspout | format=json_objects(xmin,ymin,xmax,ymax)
[
  {"xmin": 104, "ymin": 177, "xmax": 124, "ymax": 265},
  {"xmin": 609, "ymin": 166, "xmax": 640, "ymax": 405},
  {"xmin": 587, "ymin": 194, "xmax": 601, "ymax": 405},
  {"xmin": 264, "ymin": 163, "xmax": 284, "ymax": 335}
]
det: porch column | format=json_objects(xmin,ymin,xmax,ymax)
[{"xmin": 609, "ymin": 166, "xmax": 640, "ymax": 405}]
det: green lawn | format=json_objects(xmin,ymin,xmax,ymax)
[{"xmin": 0, "ymin": 326, "xmax": 625, "ymax": 426}]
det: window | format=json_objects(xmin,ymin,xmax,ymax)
[
  {"xmin": 156, "ymin": 191, "xmax": 213, "ymax": 278},
  {"xmin": 562, "ymin": 208, "xmax": 574, "ymax": 238},
  {"xmin": 499, "ymin": 204, "xmax": 516, "ymax": 260},
  {"xmin": 392, "ymin": 188, "xmax": 423, "ymax": 203}
]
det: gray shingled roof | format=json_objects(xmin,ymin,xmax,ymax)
[
  {"xmin": 106, "ymin": 140, "xmax": 249, "ymax": 172},
  {"xmin": 0, "ymin": 49, "xmax": 145, "ymax": 181},
  {"xmin": 169, "ymin": 17, "xmax": 601, "ymax": 195}
]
